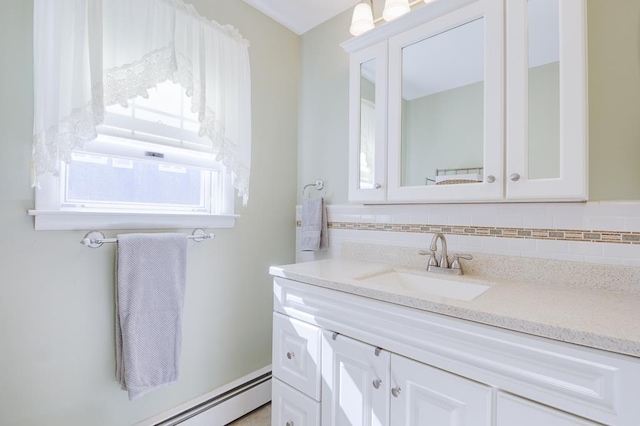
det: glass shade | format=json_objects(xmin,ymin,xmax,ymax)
[
  {"xmin": 350, "ymin": 2, "xmax": 375, "ymax": 36},
  {"xmin": 383, "ymin": 0, "xmax": 411, "ymax": 22}
]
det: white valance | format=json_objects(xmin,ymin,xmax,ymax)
[{"xmin": 33, "ymin": 0, "xmax": 252, "ymax": 204}]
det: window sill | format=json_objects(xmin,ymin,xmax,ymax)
[{"xmin": 28, "ymin": 210, "xmax": 238, "ymax": 231}]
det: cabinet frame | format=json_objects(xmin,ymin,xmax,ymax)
[
  {"xmin": 348, "ymin": 42, "xmax": 388, "ymax": 203},
  {"xmin": 505, "ymin": 0, "xmax": 588, "ymax": 200},
  {"xmin": 387, "ymin": 0, "xmax": 504, "ymax": 203}
]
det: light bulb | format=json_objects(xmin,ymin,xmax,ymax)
[
  {"xmin": 382, "ymin": 0, "xmax": 411, "ymax": 22},
  {"xmin": 350, "ymin": 2, "xmax": 375, "ymax": 36}
]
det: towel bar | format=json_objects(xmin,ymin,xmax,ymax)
[{"xmin": 80, "ymin": 228, "xmax": 215, "ymax": 248}]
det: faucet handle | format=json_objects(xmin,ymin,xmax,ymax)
[
  {"xmin": 451, "ymin": 253, "xmax": 473, "ymax": 271},
  {"xmin": 419, "ymin": 250, "xmax": 439, "ymax": 269}
]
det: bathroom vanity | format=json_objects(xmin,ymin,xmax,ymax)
[{"xmin": 269, "ymin": 245, "xmax": 640, "ymax": 426}]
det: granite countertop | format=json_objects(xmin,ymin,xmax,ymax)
[{"xmin": 270, "ymin": 247, "xmax": 640, "ymax": 358}]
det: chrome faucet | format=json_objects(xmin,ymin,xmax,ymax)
[
  {"xmin": 430, "ymin": 233, "xmax": 449, "ymax": 268},
  {"xmin": 419, "ymin": 233, "xmax": 473, "ymax": 275}
]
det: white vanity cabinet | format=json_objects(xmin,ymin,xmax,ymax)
[
  {"xmin": 342, "ymin": 0, "xmax": 588, "ymax": 204},
  {"xmin": 321, "ymin": 331, "xmax": 492, "ymax": 426},
  {"xmin": 272, "ymin": 276, "xmax": 640, "ymax": 425}
]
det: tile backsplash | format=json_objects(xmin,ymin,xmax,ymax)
[{"xmin": 295, "ymin": 202, "xmax": 640, "ymax": 266}]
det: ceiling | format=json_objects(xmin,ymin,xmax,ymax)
[{"xmin": 242, "ymin": 0, "xmax": 360, "ymax": 35}]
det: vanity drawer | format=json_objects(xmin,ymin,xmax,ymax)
[
  {"xmin": 272, "ymin": 378, "xmax": 320, "ymax": 426},
  {"xmin": 273, "ymin": 312, "xmax": 321, "ymax": 400}
]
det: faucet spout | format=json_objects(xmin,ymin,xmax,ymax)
[{"xmin": 430, "ymin": 233, "xmax": 449, "ymax": 268}]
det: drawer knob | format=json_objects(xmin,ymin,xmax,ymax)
[
  {"xmin": 510, "ymin": 173, "xmax": 521, "ymax": 182},
  {"xmin": 286, "ymin": 351, "xmax": 294, "ymax": 360},
  {"xmin": 391, "ymin": 387, "xmax": 401, "ymax": 398},
  {"xmin": 486, "ymin": 175, "xmax": 495, "ymax": 183},
  {"xmin": 286, "ymin": 422, "xmax": 294, "ymax": 426},
  {"xmin": 372, "ymin": 379, "xmax": 382, "ymax": 389}
]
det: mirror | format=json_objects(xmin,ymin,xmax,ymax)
[
  {"xmin": 400, "ymin": 18, "xmax": 485, "ymax": 187},
  {"xmin": 359, "ymin": 58, "xmax": 377, "ymax": 189},
  {"xmin": 527, "ymin": 0, "xmax": 560, "ymax": 179}
]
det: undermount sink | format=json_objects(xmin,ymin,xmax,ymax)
[{"xmin": 357, "ymin": 271, "xmax": 490, "ymax": 301}]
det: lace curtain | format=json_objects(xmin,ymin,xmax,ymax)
[{"xmin": 33, "ymin": 0, "xmax": 252, "ymax": 204}]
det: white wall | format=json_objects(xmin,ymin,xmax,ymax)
[{"xmin": 0, "ymin": 1, "xmax": 299, "ymax": 425}]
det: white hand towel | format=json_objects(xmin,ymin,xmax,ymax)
[
  {"xmin": 300, "ymin": 197, "xmax": 328, "ymax": 251},
  {"xmin": 115, "ymin": 233, "xmax": 188, "ymax": 400}
]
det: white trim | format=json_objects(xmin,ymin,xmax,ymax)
[
  {"xmin": 28, "ymin": 210, "xmax": 238, "ymax": 231},
  {"xmin": 134, "ymin": 366, "xmax": 272, "ymax": 426}
]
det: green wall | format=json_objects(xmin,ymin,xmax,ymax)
[
  {"xmin": 299, "ymin": 0, "xmax": 640, "ymax": 203},
  {"xmin": 0, "ymin": 1, "xmax": 299, "ymax": 425}
]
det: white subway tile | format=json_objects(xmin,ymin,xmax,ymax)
[
  {"xmin": 428, "ymin": 213, "xmax": 449, "ymax": 225},
  {"xmin": 586, "ymin": 217, "xmax": 625, "ymax": 232},
  {"xmin": 522, "ymin": 215, "xmax": 553, "ymax": 229},
  {"xmin": 602, "ymin": 242, "xmax": 640, "ymax": 259},
  {"xmin": 597, "ymin": 201, "xmax": 640, "ymax": 217},
  {"xmin": 506, "ymin": 238, "xmax": 537, "ymax": 251},
  {"xmin": 567, "ymin": 241, "xmax": 603, "ymax": 256},
  {"xmin": 448, "ymin": 214, "xmax": 472, "ymax": 226},
  {"xmin": 535, "ymin": 239, "xmax": 568, "ymax": 253},
  {"xmin": 624, "ymin": 217, "xmax": 640, "ymax": 232},
  {"xmin": 471, "ymin": 215, "xmax": 497, "ymax": 227},
  {"xmin": 498, "ymin": 216, "xmax": 524, "ymax": 228},
  {"xmin": 482, "ymin": 236, "xmax": 509, "ymax": 249},
  {"xmin": 583, "ymin": 255, "xmax": 623, "ymax": 266},
  {"xmin": 552, "ymin": 215, "xmax": 588, "ymax": 230}
]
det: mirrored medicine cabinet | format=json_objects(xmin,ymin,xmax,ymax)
[{"xmin": 342, "ymin": 0, "xmax": 588, "ymax": 204}]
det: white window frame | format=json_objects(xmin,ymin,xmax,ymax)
[{"xmin": 30, "ymin": 88, "xmax": 239, "ymax": 231}]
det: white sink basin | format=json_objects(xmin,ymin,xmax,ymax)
[{"xmin": 357, "ymin": 271, "xmax": 490, "ymax": 301}]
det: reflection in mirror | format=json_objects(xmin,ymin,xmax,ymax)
[
  {"xmin": 359, "ymin": 59, "xmax": 376, "ymax": 189},
  {"xmin": 401, "ymin": 18, "xmax": 485, "ymax": 187},
  {"xmin": 528, "ymin": 0, "xmax": 560, "ymax": 179}
]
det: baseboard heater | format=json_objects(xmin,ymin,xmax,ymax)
[{"xmin": 143, "ymin": 368, "xmax": 272, "ymax": 426}]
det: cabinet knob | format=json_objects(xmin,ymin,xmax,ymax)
[
  {"xmin": 510, "ymin": 173, "xmax": 521, "ymax": 182},
  {"xmin": 372, "ymin": 379, "xmax": 382, "ymax": 389},
  {"xmin": 286, "ymin": 422, "xmax": 294, "ymax": 426},
  {"xmin": 286, "ymin": 351, "xmax": 294, "ymax": 360},
  {"xmin": 374, "ymin": 183, "xmax": 382, "ymax": 189},
  {"xmin": 486, "ymin": 175, "xmax": 495, "ymax": 183},
  {"xmin": 391, "ymin": 387, "xmax": 401, "ymax": 398}
]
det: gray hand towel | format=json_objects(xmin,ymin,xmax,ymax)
[
  {"xmin": 300, "ymin": 197, "xmax": 328, "ymax": 251},
  {"xmin": 115, "ymin": 233, "xmax": 188, "ymax": 400}
]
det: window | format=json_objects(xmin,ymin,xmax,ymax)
[{"xmin": 30, "ymin": 81, "xmax": 237, "ymax": 230}]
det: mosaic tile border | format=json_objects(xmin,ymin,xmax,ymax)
[{"xmin": 296, "ymin": 221, "xmax": 640, "ymax": 245}]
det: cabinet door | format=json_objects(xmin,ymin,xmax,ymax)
[
  {"xmin": 272, "ymin": 378, "xmax": 321, "ymax": 426},
  {"xmin": 506, "ymin": 0, "xmax": 587, "ymax": 200},
  {"xmin": 321, "ymin": 331, "xmax": 390, "ymax": 426},
  {"xmin": 387, "ymin": 0, "xmax": 504, "ymax": 203},
  {"xmin": 390, "ymin": 354, "xmax": 492, "ymax": 426},
  {"xmin": 348, "ymin": 42, "xmax": 388, "ymax": 203},
  {"xmin": 272, "ymin": 313, "xmax": 321, "ymax": 400},
  {"xmin": 497, "ymin": 392, "xmax": 599, "ymax": 426}
]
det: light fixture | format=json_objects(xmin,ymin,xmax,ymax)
[
  {"xmin": 350, "ymin": 0, "xmax": 436, "ymax": 37},
  {"xmin": 349, "ymin": 2, "xmax": 375, "ymax": 36},
  {"xmin": 382, "ymin": 0, "xmax": 411, "ymax": 21}
]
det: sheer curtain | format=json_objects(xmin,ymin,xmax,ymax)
[{"xmin": 33, "ymin": 0, "xmax": 252, "ymax": 204}]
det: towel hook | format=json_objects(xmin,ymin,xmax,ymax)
[{"xmin": 303, "ymin": 179, "xmax": 326, "ymax": 199}]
